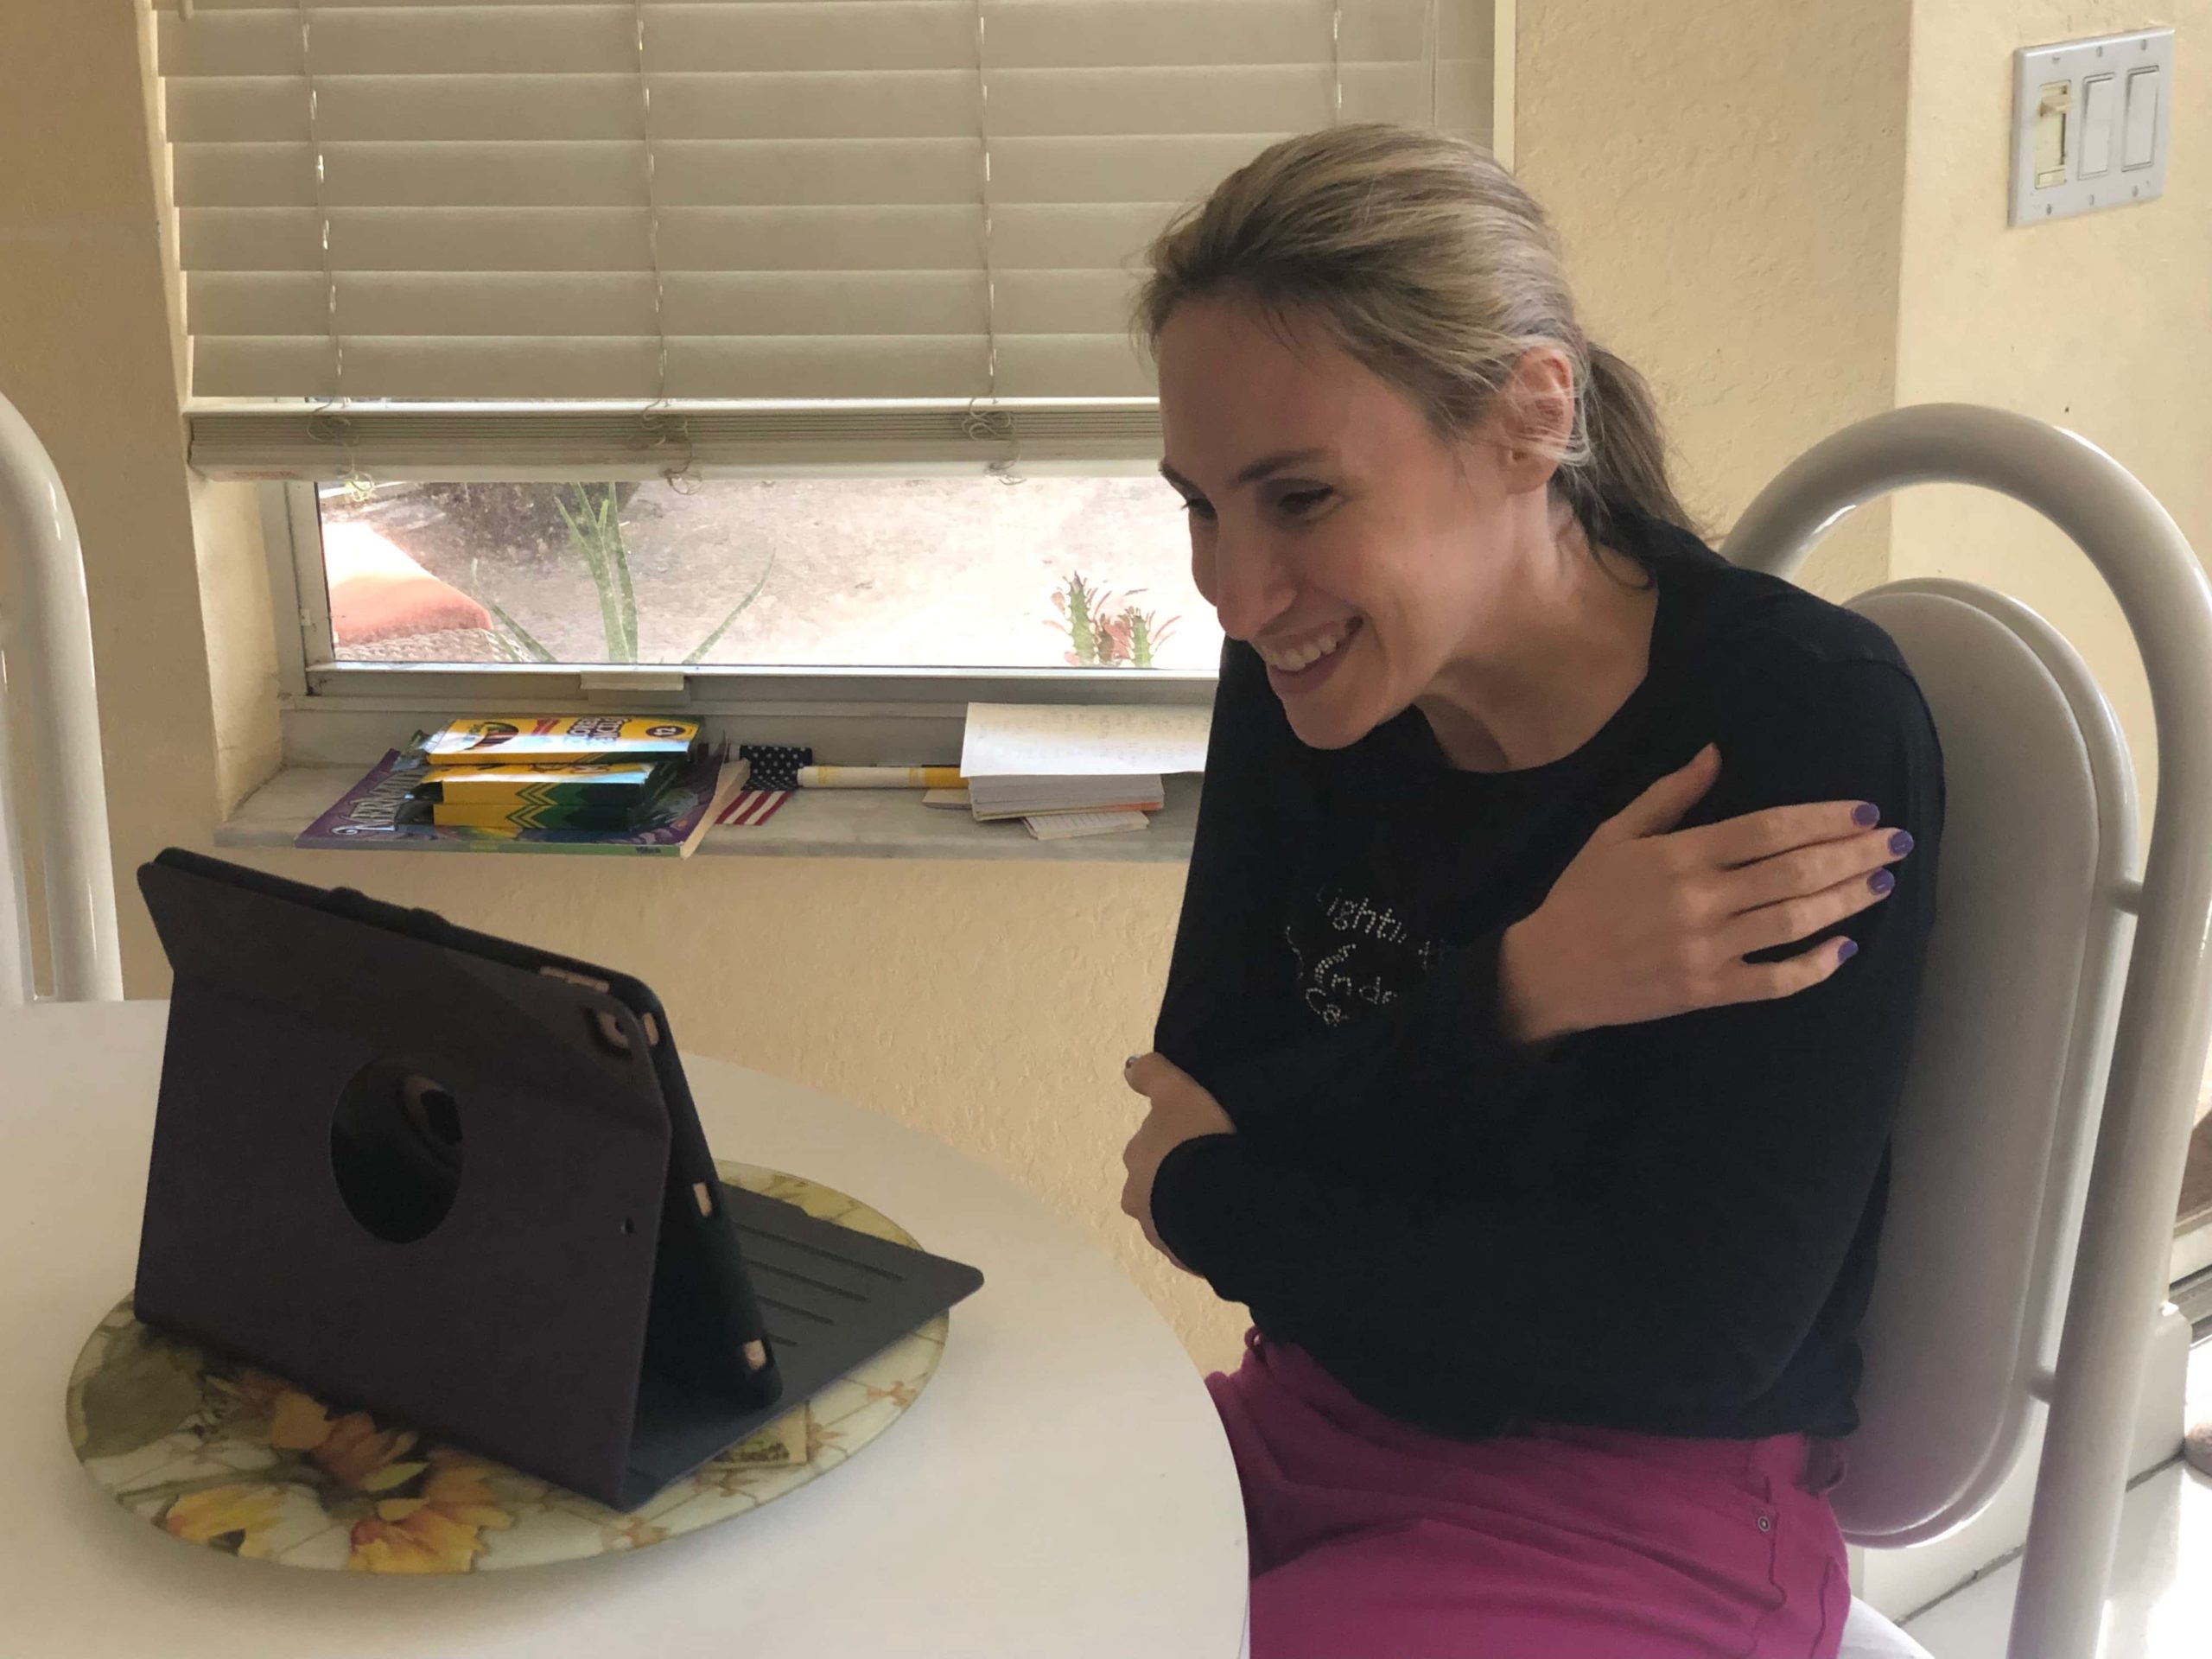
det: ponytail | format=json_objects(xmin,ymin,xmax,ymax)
[{"xmin": 1558, "ymin": 345, "xmax": 1696, "ymax": 543}]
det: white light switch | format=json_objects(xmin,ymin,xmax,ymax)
[
  {"xmin": 2033, "ymin": 80, "xmax": 2071, "ymax": 185},
  {"xmin": 2124, "ymin": 67, "xmax": 2161, "ymax": 169},
  {"xmin": 2080, "ymin": 74, "xmax": 2116, "ymax": 176},
  {"xmin": 2012, "ymin": 27, "xmax": 2175, "ymax": 225}
]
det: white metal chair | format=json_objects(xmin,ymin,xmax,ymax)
[
  {"xmin": 0, "ymin": 391, "xmax": 122, "ymax": 1005},
  {"xmin": 1726, "ymin": 405, "xmax": 2212, "ymax": 1658}
]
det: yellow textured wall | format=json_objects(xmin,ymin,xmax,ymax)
[
  {"xmin": 0, "ymin": 1, "xmax": 220, "ymax": 991},
  {"xmin": 1891, "ymin": 1, "xmax": 2212, "ymax": 816},
  {"xmin": 188, "ymin": 476, "xmax": 283, "ymax": 816},
  {"xmin": 1516, "ymin": 0, "xmax": 1914, "ymax": 599}
]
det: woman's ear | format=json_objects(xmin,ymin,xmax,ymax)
[{"xmin": 1494, "ymin": 347, "xmax": 1577, "ymax": 496}]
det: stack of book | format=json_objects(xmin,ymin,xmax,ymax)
[
  {"xmin": 963, "ymin": 772, "xmax": 1166, "ymax": 824},
  {"xmin": 298, "ymin": 717, "xmax": 745, "ymax": 856},
  {"xmin": 404, "ymin": 717, "xmax": 699, "ymax": 831},
  {"xmin": 959, "ymin": 702, "xmax": 1211, "ymax": 840}
]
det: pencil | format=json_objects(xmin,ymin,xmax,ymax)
[{"xmin": 795, "ymin": 765, "xmax": 965, "ymax": 789}]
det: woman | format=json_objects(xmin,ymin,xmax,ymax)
[{"xmin": 1118, "ymin": 126, "xmax": 1942, "ymax": 1659}]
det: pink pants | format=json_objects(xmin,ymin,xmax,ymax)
[{"xmin": 1210, "ymin": 1331, "xmax": 1851, "ymax": 1659}]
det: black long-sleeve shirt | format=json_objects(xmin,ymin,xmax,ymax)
[{"xmin": 1148, "ymin": 514, "xmax": 1944, "ymax": 1444}]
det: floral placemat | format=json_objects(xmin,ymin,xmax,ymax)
[{"xmin": 66, "ymin": 1161, "xmax": 949, "ymax": 1573}]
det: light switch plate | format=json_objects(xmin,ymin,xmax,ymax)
[{"xmin": 2011, "ymin": 27, "xmax": 2174, "ymax": 226}]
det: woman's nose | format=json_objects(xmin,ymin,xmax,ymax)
[{"xmin": 1207, "ymin": 538, "xmax": 1297, "ymax": 643}]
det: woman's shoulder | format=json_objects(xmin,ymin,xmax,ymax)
[
  {"xmin": 1637, "ymin": 515, "xmax": 1921, "ymax": 699},
  {"xmin": 1626, "ymin": 519, "xmax": 1942, "ymax": 818},
  {"xmin": 1630, "ymin": 529, "xmax": 1946, "ymax": 853}
]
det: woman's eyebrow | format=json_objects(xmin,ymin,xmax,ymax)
[{"xmin": 1159, "ymin": 448, "xmax": 1334, "ymax": 496}]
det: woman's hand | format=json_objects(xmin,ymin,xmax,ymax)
[
  {"xmin": 1498, "ymin": 744, "xmax": 1916, "ymax": 1044},
  {"xmin": 1120, "ymin": 1052, "xmax": 1236, "ymax": 1269}
]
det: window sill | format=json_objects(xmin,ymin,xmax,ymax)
[{"xmin": 216, "ymin": 768, "xmax": 1200, "ymax": 865}]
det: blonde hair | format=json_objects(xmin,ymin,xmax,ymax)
[{"xmin": 1136, "ymin": 124, "xmax": 1692, "ymax": 546}]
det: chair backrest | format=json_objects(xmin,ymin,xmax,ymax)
[
  {"xmin": 0, "ymin": 391, "xmax": 122, "ymax": 1005},
  {"xmin": 1834, "ymin": 579, "xmax": 2136, "ymax": 1544},
  {"xmin": 1725, "ymin": 404, "xmax": 2212, "ymax": 1659}
]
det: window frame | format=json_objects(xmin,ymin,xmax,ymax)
[{"xmin": 261, "ymin": 472, "xmax": 1220, "ymax": 769}]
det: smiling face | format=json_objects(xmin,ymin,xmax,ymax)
[{"xmin": 1156, "ymin": 296, "xmax": 1541, "ymax": 751}]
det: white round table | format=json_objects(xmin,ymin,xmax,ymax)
[{"xmin": 0, "ymin": 1001, "xmax": 1249, "ymax": 1656}]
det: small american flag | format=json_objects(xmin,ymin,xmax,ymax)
[{"xmin": 718, "ymin": 788, "xmax": 791, "ymax": 828}]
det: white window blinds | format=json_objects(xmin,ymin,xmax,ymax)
[{"xmin": 156, "ymin": 0, "xmax": 1495, "ymax": 467}]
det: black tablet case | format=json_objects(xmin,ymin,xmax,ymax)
[{"xmin": 133, "ymin": 850, "xmax": 982, "ymax": 1510}]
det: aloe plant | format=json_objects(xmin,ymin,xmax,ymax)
[{"xmin": 553, "ymin": 484, "xmax": 639, "ymax": 662}]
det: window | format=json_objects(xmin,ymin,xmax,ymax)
[
  {"xmin": 157, "ymin": 1, "xmax": 1500, "ymax": 754},
  {"xmin": 311, "ymin": 474, "xmax": 1217, "ymax": 671}
]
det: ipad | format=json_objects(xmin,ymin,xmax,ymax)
[{"xmin": 134, "ymin": 848, "xmax": 982, "ymax": 1510}]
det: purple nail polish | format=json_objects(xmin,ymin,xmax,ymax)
[
  {"xmin": 1837, "ymin": 938, "xmax": 1859, "ymax": 963},
  {"xmin": 1868, "ymin": 869, "xmax": 1896, "ymax": 895},
  {"xmin": 1853, "ymin": 803, "xmax": 1880, "ymax": 828},
  {"xmin": 1889, "ymin": 830, "xmax": 1915, "ymax": 856}
]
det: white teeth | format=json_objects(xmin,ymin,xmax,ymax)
[{"xmin": 1259, "ymin": 626, "xmax": 1348, "ymax": 673}]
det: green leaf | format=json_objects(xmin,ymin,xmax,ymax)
[
  {"xmin": 76, "ymin": 1325, "xmax": 207, "ymax": 1461},
  {"xmin": 558, "ymin": 485, "xmax": 631, "ymax": 663},
  {"xmin": 682, "ymin": 555, "xmax": 774, "ymax": 664},
  {"xmin": 609, "ymin": 524, "xmax": 640, "ymax": 661},
  {"xmin": 480, "ymin": 594, "xmax": 556, "ymax": 663}
]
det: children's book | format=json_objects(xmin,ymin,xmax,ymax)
[
  {"xmin": 419, "ymin": 716, "xmax": 700, "ymax": 768},
  {"xmin": 412, "ymin": 759, "xmax": 672, "ymax": 806}
]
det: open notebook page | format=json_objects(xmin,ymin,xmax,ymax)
[{"xmin": 961, "ymin": 702, "xmax": 1211, "ymax": 779}]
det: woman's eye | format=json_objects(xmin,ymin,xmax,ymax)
[
  {"xmin": 1182, "ymin": 498, "xmax": 1217, "ymax": 524},
  {"xmin": 1277, "ymin": 487, "xmax": 1333, "ymax": 518}
]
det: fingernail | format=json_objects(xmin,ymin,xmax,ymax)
[
  {"xmin": 1837, "ymin": 938, "xmax": 1859, "ymax": 963},
  {"xmin": 1123, "ymin": 1055, "xmax": 1138, "ymax": 1071},
  {"xmin": 1867, "ymin": 869, "xmax": 1896, "ymax": 895},
  {"xmin": 1853, "ymin": 803, "xmax": 1880, "ymax": 827},
  {"xmin": 1889, "ymin": 830, "xmax": 1915, "ymax": 856}
]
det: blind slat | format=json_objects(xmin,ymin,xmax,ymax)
[
  {"xmin": 164, "ymin": 1, "xmax": 641, "ymax": 14},
  {"xmin": 175, "ymin": 131, "xmax": 1412, "ymax": 211},
  {"xmin": 175, "ymin": 138, "xmax": 1007, "ymax": 209},
  {"xmin": 195, "ymin": 334, "xmax": 997, "ymax": 399},
  {"xmin": 168, "ymin": 73, "xmax": 985, "ymax": 143},
  {"xmin": 183, "ymin": 204, "xmax": 1046, "ymax": 274},
  {"xmin": 188, "ymin": 267, "xmax": 1123, "ymax": 339},
  {"xmin": 175, "ymin": 140, "xmax": 647, "ymax": 208},
  {"xmin": 182, "ymin": 397, "xmax": 1166, "ymax": 480},
  {"xmin": 159, "ymin": 6, "xmax": 640, "ymax": 77},
  {"xmin": 194, "ymin": 334, "xmax": 1151, "ymax": 402}
]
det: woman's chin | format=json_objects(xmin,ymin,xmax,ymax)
[
  {"xmin": 1268, "ymin": 626, "xmax": 1384, "ymax": 751},
  {"xmin": 1281, "ymin": 694, "xmax": 1376, "ymax": 752}
]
